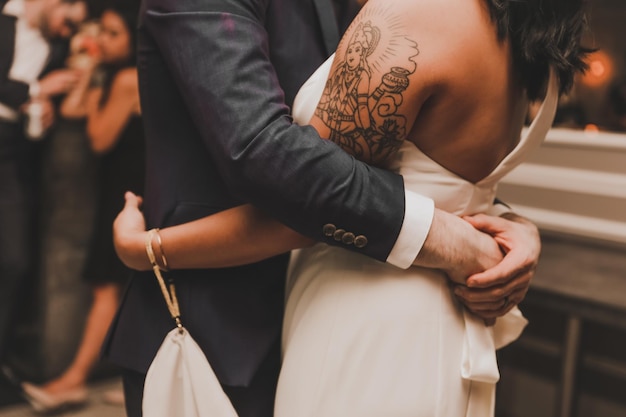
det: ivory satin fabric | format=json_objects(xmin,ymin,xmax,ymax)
[{"xmin": 276, "ymin": 55, "xmax": 558, "ymax": 417}]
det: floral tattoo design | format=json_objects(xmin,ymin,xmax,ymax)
[{"xmin": 315, "ymin": 6, "xmax": 419, "ymax": 165}]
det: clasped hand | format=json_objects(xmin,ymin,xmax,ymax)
[{"xmin": 449, "ymin": 213, "xmax": 540, "ymax": 325}]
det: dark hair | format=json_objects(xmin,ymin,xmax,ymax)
[
  {"xmin": 98, "ymin": 1, "xmax": 139, "ymax": 107},
  {"xmin": 103, "ymin": 1, "xmax": 139, "ymax": 64},
  {"xmin": 485, "ymin": 0, "xmax": 592, "ymax": 100}
]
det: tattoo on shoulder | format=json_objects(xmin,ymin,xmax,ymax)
[{"xmin": 315, "ymin": 4, "xmax": 419, "ymax": 165}]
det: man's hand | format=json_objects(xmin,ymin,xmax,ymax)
[
  {"xmin": 113, "ymin": 191, "xmax": 151, "ymax": 271},
  {"xmin": 413, "ymin": 208, "xmax": 504, "ymax": 285},
  {"xmin": 39, "ymin": 69, "xmax": 81, "ymax": 97},
  {"xmin": 20, "ymin": 98, "xmax": 56, "ymax": 136},
  {"xmin": 453, "ymin": 212, "xmax": 540, "ymax": 320},
  {"xmin": 39, "ymin": 98, "xmax": 55, "ymax": 130}
]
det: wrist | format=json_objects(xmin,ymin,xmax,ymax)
[
  {"xmin": 29, "ymin": 81, "xmax": 41, "ymax": 99},
  {"xmin": 116, "ymin": 230, "xmax": 152, "ymax": 271},
  {"xmin": 137, "ymin": 231, "xmax": 154, "ymax": 271},
  {"xmin": 149, "ymin": 228, "xmax": 170, "ymax": 271},
  {"xmin": 415, "ymin": 209, "xmax": 457, "ymax": 269}
]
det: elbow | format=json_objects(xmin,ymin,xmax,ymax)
[
  {"xmin": 89, "ymin": 141, "xmax": 112, "ymax": 155},
  {"xmin": 86, "ymin": 120, "xmax": 117, "ymax": 154},
  {"xmin": 87, "ymin": 131, "xmax": 113, "ymax": 155}
]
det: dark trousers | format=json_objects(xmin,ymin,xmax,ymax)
[
  {"xmin": 0, "ymin": 120, "xmax": 37, "ymax": 361},
  {"xmin": 122, "ymin": 338, "xmax": 281, "ymax": 417}
]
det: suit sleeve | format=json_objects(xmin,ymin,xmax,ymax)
[
  {"xmin": 142, "ymin": 0, "xmax": 421, "ymax": 262},
  {"xmin": 0, "ymin": 76, "xmax": 29, "ymax": 110}
]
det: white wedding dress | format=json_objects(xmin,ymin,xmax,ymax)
[{"xmin": 275, "ymin": 55, "xmax": 558, "ymax": 417}]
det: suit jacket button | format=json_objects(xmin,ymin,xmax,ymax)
[
  {"xmin": 354, "ymin": 235, "xmax": 368, "ymax": 248},
  {"xmin": 333, "ymin": 229, "xmax": 346, "ymax": 241},
  {"xmin": 342, "ymin": 232, "xmax": 355, "ymax": 245},
  {"xmin": 323, "ymin": 224, "xmax": 336, "ymax": 237}
]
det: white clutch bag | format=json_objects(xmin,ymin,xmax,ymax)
[{"xmin": 142, "ymin": 229, "xmax": 239, "ymax": 417}]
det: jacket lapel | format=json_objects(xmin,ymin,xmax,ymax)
[
  {"xmin": 0, "ymin": 13, "xmax": 17, "ymax": 76},
  {"xmin": 312, "ymin": 0, "xmax": 340, "ymax": 56}
]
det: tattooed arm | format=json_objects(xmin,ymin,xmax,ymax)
[
  {"xmin": 308, "ymin": 0, "xmax": 537, "ymax": 309},
  {"xmin": 310, "ymin": 14, "xmax": 425, "ymax": 166}
]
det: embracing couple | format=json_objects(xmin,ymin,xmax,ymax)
[{"xmin": 105, "ymin": 0, "xmax": 589, "ymax": 416}]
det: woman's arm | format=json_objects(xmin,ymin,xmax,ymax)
[
  {"xmin": 114, "ymin": 193, "xmax": 313, "ymax": 271},
  {"xmin": 60, "ymin": 64, "xmax": 97, "ymax": 119},
  {"xmin": 86, "ymin": 68, "xmax": 140, "ymax": 154}
]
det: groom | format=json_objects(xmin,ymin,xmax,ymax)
[{"xmin": 104, "ymin": 0, "xmax": 540, "ymax": 416}]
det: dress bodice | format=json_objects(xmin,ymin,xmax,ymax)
[{"xmin": 293, "ymin": 54, "xmax": 559, "ymax": 216}]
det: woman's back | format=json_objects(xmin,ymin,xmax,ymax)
[
  {"xmin": 406, "ymin": 0, "xmax": 528, "ymax": 183},
  {"xmin": 309, "ymin": 0, "xmax": 589, "ymax": 181}
]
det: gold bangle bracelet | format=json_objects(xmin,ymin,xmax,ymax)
[
  {"xmin": 145, "ymin": 229, "xmax": 159, "ymax": 269},
  {"xmin": 154, "ymin": 228, "xmax": 170, "ymax": 272}
]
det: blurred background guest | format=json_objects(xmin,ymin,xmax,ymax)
[
  {"xmin": 0, "ymin": 0, "xmax": 87, "ymax": 373},
  {"xmin": 20, "ymin": 1, "xmax": 143, "ymax": 412}
]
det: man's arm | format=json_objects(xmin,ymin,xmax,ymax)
[
  {"xmin": 141, "ymin": 0, "xmax": 412, "ymax": 262},
  {"xmin": 0, "ymin": 71, "xmax": 80, "ymax": 112}
]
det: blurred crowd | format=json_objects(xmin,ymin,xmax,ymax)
[{"xmin": 1, "ymin": 0, "xmax": 141, "ymax": 411}]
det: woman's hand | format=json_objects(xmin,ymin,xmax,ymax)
[
  {"xmin": 453, "ymin": 213, "xmax": 540, "ymax": 324},
  {"xmin": 113, "ymin": 191, "xmax": 151, "ymax": 271}
]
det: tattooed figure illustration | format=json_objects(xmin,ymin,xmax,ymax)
[{"xmin": 315, "ymin": 15, "xmax": 418, "ymax": 164}]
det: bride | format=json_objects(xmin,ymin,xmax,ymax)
[{"xmin": 114, "ymin": 0, "xmax": 589, "ymax": 415}]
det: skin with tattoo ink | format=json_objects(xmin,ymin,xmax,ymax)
[{"xmin": 313, "ymin": 6, "xmax": 419, "ymax": 166}]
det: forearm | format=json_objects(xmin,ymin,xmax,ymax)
[
  {"xmin": 413, "ymin": 209, "xmax": 503, "ymax": 284},
  {"xmin": 116, "ymin": 204, "xmax": 313, "ymax": 271},
  {"xmin": 86, "ymin": 82, "xmax": 134, "ymax": 153},
  {"xmin": 87, "ymin": 111, "xmax": 128, "ymax": 153},
  {"xmin": 60, "ymin": 73, "xmax": 92, "ymax": 119}
]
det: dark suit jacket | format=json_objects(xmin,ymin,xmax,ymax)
[
  {"xmin": 104, "ymin": 0, "xmax": 407, "ymax": 388},
  {"xmin": 0, "ymin": 0, "xmax": 68, "ymax": 112}
]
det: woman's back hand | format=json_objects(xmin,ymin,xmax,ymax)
[
  {"xmin": 113, "ymin": 191, "xmax": 151, "ymax": 271},
  {"xmin": 453, "ymin": 213, "xmax": 539, "ymax": 320}
]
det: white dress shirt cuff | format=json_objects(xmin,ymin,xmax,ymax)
[
  {"xmin": 29, "ymin": 81, "xmax": 41, "ymax": 98},
  {"xmin": 386, "ymin": 190, "xmax": 434, "ymax": 269}
]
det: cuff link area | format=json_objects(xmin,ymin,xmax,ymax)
[{"xmin": 322, "ymin": 224, "xmax": 368, "ymax": 248}]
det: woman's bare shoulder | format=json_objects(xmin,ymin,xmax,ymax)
[
  {"xmin": 348, "ymin": 0, "xmax": 491, "ymax": 83},
  {"xmin": 112, "ymin": 68, "xmax": 139, "ymax": 93}
]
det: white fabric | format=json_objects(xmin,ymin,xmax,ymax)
[
  {"xmin": 386, "ymin": 189, "xmax": 434, "ymax": 269},
  {"xmin": 292, "ymin": 53, "xmax": 432, "ymax": 269},
  {"xmin": 142, "ymin": 328, "xmax": 238, "ymax": 417},
  {"xmin": 0, "ymin": 0, "xmax": 50, "ymax": 121},
  {"xmin": 277, "ymin": 56, "xmax": 558, "ymax": 417}
]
